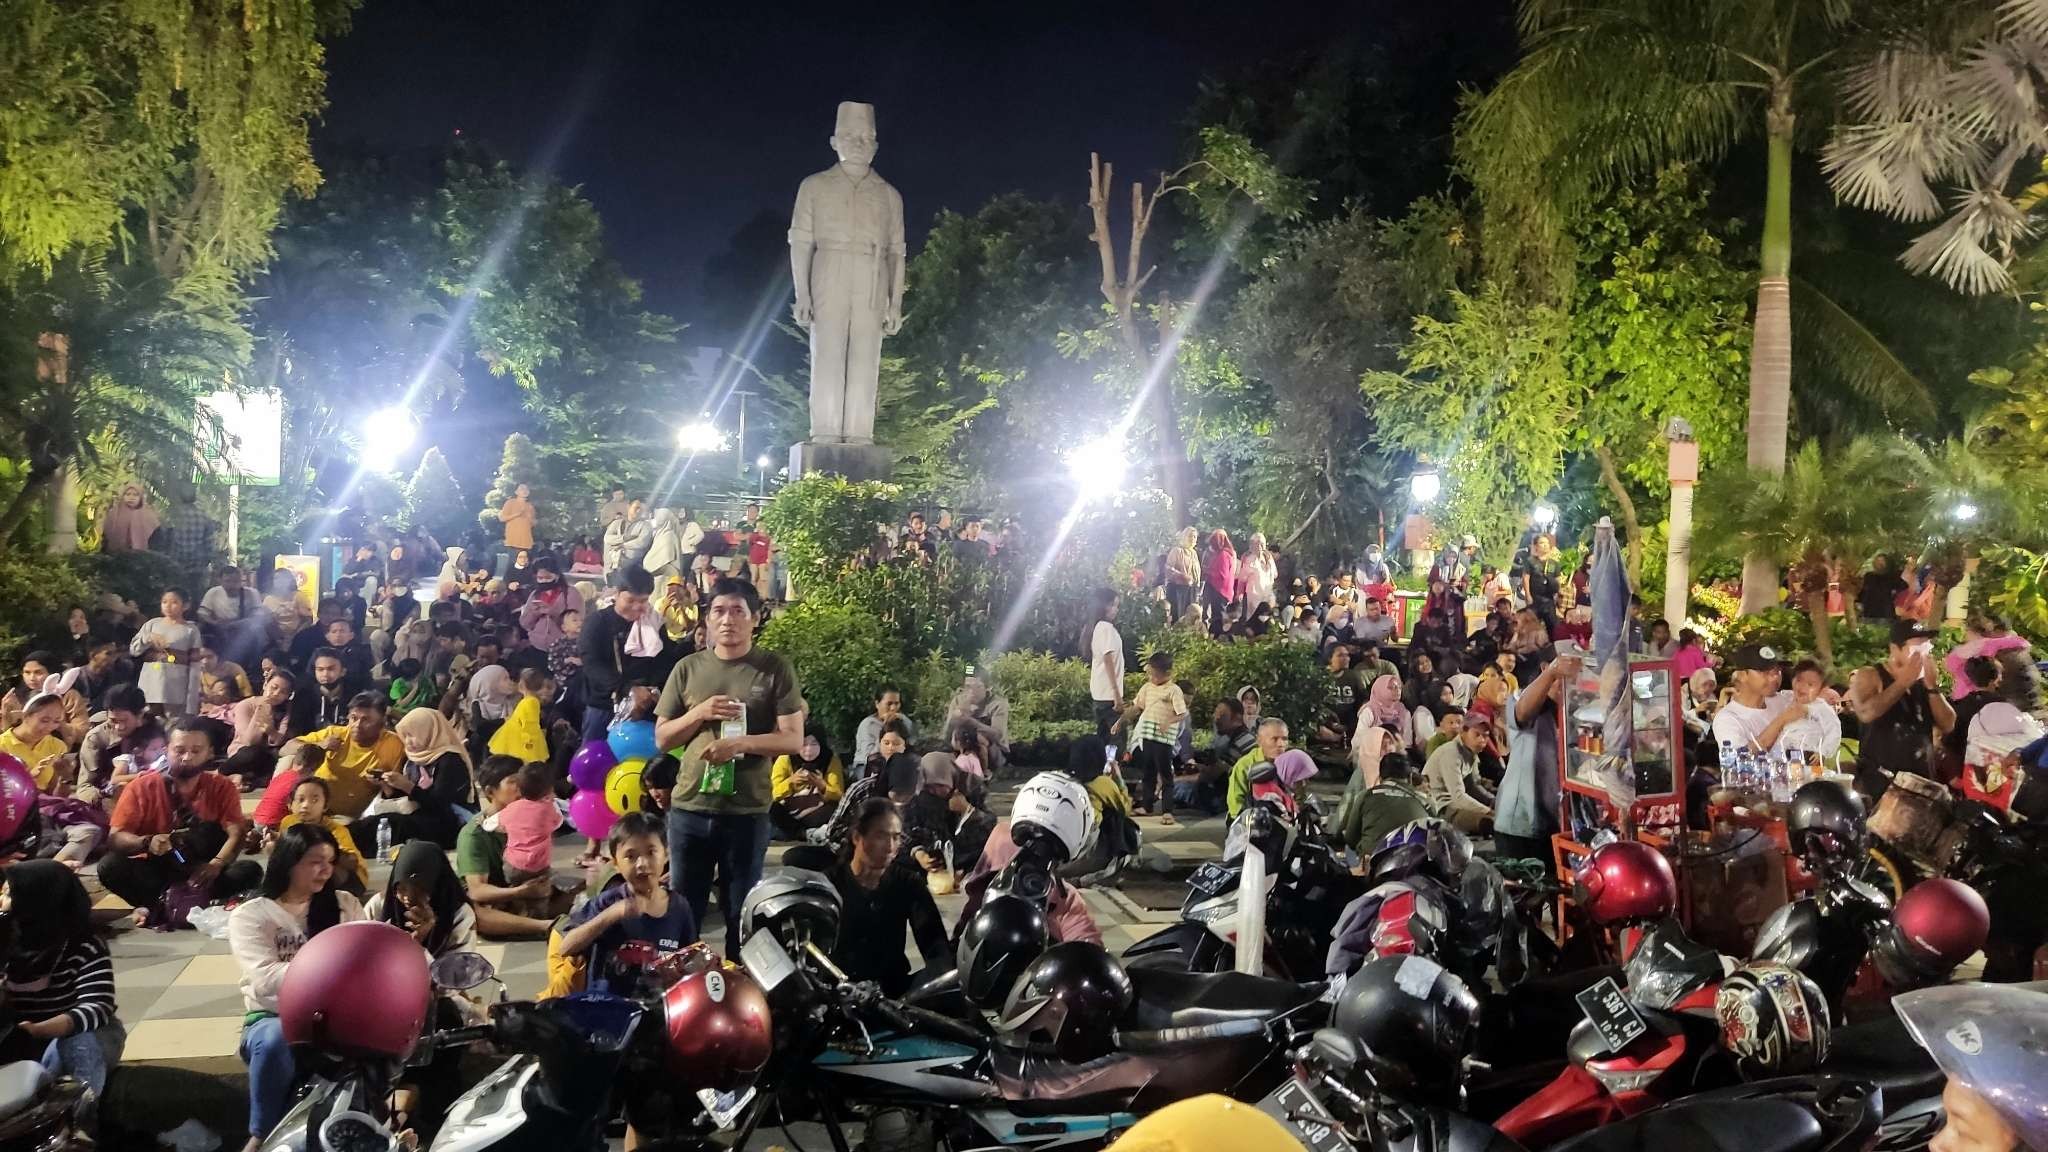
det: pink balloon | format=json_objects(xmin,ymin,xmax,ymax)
[
  {"xmin": 568, "ymin": 788, "xmax": 618, "ymax": 841},
  {"xmin": 568, "ymin": 740, "xmax": 618, "ymax": 793}
]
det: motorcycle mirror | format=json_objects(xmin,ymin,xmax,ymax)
[
  {"xmin": 1310, "ymin": 1027, "xmax": 1364, "ymax": 1075},
  {"xmin": 429, "ymin": 951, "xmax": 496, "ymax": 992},
  {"xmin": 318, "ymin": 1110, "xmax": 397, "ymax": 1152}
]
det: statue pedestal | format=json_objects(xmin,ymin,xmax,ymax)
[{"xmin": 789, "ymin": 441, "xmax": 892, "ymax": 483}]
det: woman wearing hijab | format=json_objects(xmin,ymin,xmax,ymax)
[
  {"xmin": 354, "ymin": 708, "xmax": 476, "ymax": 851},
  {"xmin": 770, "ymin": 724, "xmax": 845, "ymax": 839},
  {"xmin": 641, "ymin": 508, "xmax": 684, "ymax": 583},
  {"xmin": 367, "ymin": 840, "xmax": 479, "ymax": 958},
  {"xmin": 1, "ymin": 863, "xmax": 123, "ymax": 1107},
  {"xmin": 99, "ymin": 482, "xmax": 159, "ymax": 554},
  {"xmin": 1201, "ymin": 530, "xmax": 1237, "ymax": 637},
  {"xmin": 1366, "ymin": 673, "xmax": 1413, "ymax": 751},
  {"xmin": 518, "ymin": 558, "xmax": 580, "ymax": 651}
]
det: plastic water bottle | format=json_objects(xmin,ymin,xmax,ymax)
[
  {"xmin": 1720, "ymin": 740, "xmax": 1737, "ymax": 789},
  {"xmin": 376, "ymin": 821, "xmax": 392, "ymax": 863}
]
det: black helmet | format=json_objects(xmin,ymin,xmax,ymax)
[
  {"xmin": 996, "ymin": 941, "xmax": 1133, "ymax": 1063},
  {"xmin": 958, "ymin": 893, "xmax": 1049, "ymax": 1008},
  {"xmin": 1786, "ymin": 780, "xmax": 1865, "ymax": 865},
  {"xmin": 1715, "ymin": 963, "xmax": 1832, "ymax": 1080},
  {"xmin": 1332, "ymin": 955, "xmax": 1481, "ymax": 1096},
  {"xmin": 740, "ymin": 868, "xmax": 841, "ymax": 954},
  {"xmin": 1366, "ymin": 819, "xmax": 1471, "ymax": 887}
]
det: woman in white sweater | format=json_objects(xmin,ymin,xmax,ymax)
[{"xmin": 228, "ymin": 824, "xmax": 364, "ymax": 1152}]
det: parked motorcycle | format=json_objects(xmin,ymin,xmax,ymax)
[
  {"xmin": 1123, "ymin": 795, "xmax": 1360, "ymax": 981},
  {"xmin": 735, "ymin": 877, "xmax": 1329, "ymax": 1151},
  {"xmin": 0, "ymin": 1060, "xmax": 93, "ymax": 1151}
]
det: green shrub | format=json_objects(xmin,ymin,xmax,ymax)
[
  {"xmin": 901, "ymin": 650, "xmax": 968, "ymax": 737},
  {"xmin": 67, "ymin": 551, "xmax": 192, "ymax": 610},
  {"xmin": 984, "ymin": 650, "xmax": 1093, "ymax": 728},
  {"xmin": 761, "ymin": 475, "xmax": 902, "ymax": 582},
  {"xmin": 758, "ymin": 598, "xmax": 902, "ymax": 751},
  {"xmin": 0, "ymin": 556, "xmax": 96, "ymax": 667},
  {"xmin": 1138, "ymin": 631, "xmax": 1329, "ymax": 737}
]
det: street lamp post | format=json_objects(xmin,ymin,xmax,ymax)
[
  {"xmin": 1663, "ymin": 418, "xmax": 1699, "ymax": 630},
  {"xmin": 756, "ymin": 454, "xmax": 773, "ymax": 498}
]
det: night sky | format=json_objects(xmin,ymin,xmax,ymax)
[{"xmin": 319, "ymin": 0, "xmax": 1461, "ymax": 321}]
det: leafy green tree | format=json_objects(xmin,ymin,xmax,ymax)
[
  {"xmin": 404, "ymin": 447, "xmax": 468, "ymax": 542},
  {"xmin": 0, "ymin": 0, "xmax": 356, "ymax": 549},
  {"xmin": 1694, "ymin": 438, "xmax": 1918, "ymax": 664},
  {"xmin": 1458, "ymin": 0, "xmax": 1937, "ymax": 611},
  {"xmin": 477, "ymin": 433, "xmax": 540, "ymax": 535}
]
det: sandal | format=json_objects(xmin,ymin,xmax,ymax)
[{"xmin": 1157, "ymin": 813, "xmax": 1177, "ymax": 826}]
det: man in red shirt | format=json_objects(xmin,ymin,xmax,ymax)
[{"xmin": 97, "ymin": 715, "xmax": 261, "ymax": 922}]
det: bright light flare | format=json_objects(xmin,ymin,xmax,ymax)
[
  {"xmin": 1954, "ymin": 501, "xmax": 1979, "ymax": 522},
  {"xmin": 676, "ymin": 419, "xmax": 728, "ymax": 454},
  {"xmin": 1409, "ymin": 471, "xmax": 1441, "ymax": 503},
  {"xmin": 756, "ymin": 454, "xmax": 773, "ymax": 469},
  {"xmin": 360, "ymin": 407, "xmax": 417, "ymax": 473},
  {"xmin": 1068, "ymin": 436, "xmax": 1128, "ymax": 503},
  {"xmin": 1532, "ymin": 501, "xmax": 1559, "ymax": 528}
]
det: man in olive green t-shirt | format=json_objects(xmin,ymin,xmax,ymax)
[{"xmin": 654, "ymin": 576, "xmax": 804, "ymax": 953}]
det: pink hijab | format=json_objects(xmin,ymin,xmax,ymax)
[{"xmin": 1367, "ymin": 674, "xmax": 1408, "ymax": 728}]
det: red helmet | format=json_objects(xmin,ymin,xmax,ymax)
[
  {"xmin": 1873, "ymin": 878, "xmax": 1990, "ymax": 987},
  {"xmin": 1574, "ymin": 841, "xmax": 1676, "ymax": 926},
  {"xmin": 661, "ymin": 962, "xmax": 771, "ymax": 1090},
  {"xmin": 279, "ymin": 921, "xmax": 431, "ymax": 1060}
]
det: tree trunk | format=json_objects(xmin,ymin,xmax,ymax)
[
  {"xmin": 1665, "ymin": 481, "xmax": 1695, "ymax": 630},
  {"xmin": 1807, "ymin": 587, "xmax": 1835, "ymax": 669},
  {"xmin": 1279, "ymin": 450, "xmax": 1339, "ymax": 552},
  {"xmin": 1741, "ymin": 93, "xmax": 1797, "ymax": 616},
  {"xmin": 1593, "ymin": 445, "xmax": 1643, "ymax": 584},
  {"xmin": 45, "ymin": 466, "xmax": 80, "ymax": 555},
  {"xmin": 1088, "ymin": 154, "xmax": 1189, "ymax": 525},
  {"xmin": 0, "ymin": 466, "xmax": 60, "ymax": 552}
]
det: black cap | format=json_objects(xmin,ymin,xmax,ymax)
[
  {"xmin": 1890, "ymin": 619, "xmax": 1937, "ymax": 645},
  {"xmin": 1728, "ymin": 643, "xmax": 1781, "ymax": 672}
]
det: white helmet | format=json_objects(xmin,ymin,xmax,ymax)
[{"xmin": 1010, "ymin": 772, "xmax": 1098, "ymax": 864}]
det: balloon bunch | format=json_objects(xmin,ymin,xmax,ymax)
[{"xmin": 566, "ymin": 718, "xmax": 659, "ymax": 840}]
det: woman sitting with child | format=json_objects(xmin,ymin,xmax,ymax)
[{"xmin": 277, "ymin": 771, "xmax": 367, "ymax": 894}]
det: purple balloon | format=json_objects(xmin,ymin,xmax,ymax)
[
  {"xmin": 568, "ymin": 740, "xmax": 617, "ymax": 793},
  {"xmin": 568, "ymin": 787, "xmax": 617, "ymax": 841}
]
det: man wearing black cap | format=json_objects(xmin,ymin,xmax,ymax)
[
  {"xmin": 1849, "ymin": 619, "xmax": 1955, "ymax": 800},
  {"xmin": 1712, "ymin": 643, "xmax": 1786, "ymax": 755}
]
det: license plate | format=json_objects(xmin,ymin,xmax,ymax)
[
  {"xmin": 1575, "ymin": 975, "xmax": 1650, "ymax": 1053},
  {"xmin": 697, "ymin": 1086, "xmax": 755, "ymax": 1130},
  {"xmin": 1189, "ymin": 861, "xmax": 1238, "ymax": 897},
  {"xmin": 1257, "ymin": 1079, "xmax": 1356, "ymax": 1152},
  {"xmin": 741, "ymin": 931, "xmax": 798, "ymax": 992}
]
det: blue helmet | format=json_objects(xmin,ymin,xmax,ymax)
[{"xmin": 1896, "ymin": 985, "xmax": 2048, "ymax": 1152}]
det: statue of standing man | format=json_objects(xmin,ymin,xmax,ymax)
[{"xmin": 788, "ymin": 101, "xmax": 906, "ymax": 447}]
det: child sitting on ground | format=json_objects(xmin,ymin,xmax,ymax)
[
  {"xmin": 279, "ymin": 773, "xmax": 368, "ymax": 893},
  {"xmin": 494, "ymin": 760, "xmax": 562, "ymax": 909},
  {"xmin": 249, "ymin": 741, "xmax": 325, "ymax": 849}
]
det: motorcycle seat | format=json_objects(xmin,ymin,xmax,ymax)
[
  {"xmin": 1123, "ymin": 967, "xmax": 1320, "ymax": 1032},
  {"xmin": 1550, "ymin": 1098, "xmax": 1822, "ymax": 1152},
  {"xmin": 1824, "ymin": 1017, "xmax": 1942, "ymax": 1104},
  {"xmin": 991, "ymin": 1034, "xmax": 1283, "ymax": 1118},
  {"xmin": 0, "ymin": 1062, "xmax": 48, "ymax": 1122}
]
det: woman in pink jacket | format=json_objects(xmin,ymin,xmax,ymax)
[
  {"xmin": 956, "ymin": 820, "xmax": 1102, "ymax": 946},
  {"xmin": 1201, "ymin": 530, "xmax": 1237, "ymax": 638}
]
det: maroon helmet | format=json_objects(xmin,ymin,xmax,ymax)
[
  {"xmin": 1575, "ymin": 841, "xmax": 1676, "ymax": 926},
  {"xmin": 1873, "ymin": 878, "xmax": 1990, "ymax": 987},
  {"xmin": 661, "ymin": 962, "xmax": 772, "ymax": 1090},
  {"xmin": 279, "ymin": 921, "xmax": 431, "ymax": 1060}
]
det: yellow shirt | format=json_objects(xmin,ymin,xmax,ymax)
[
  {"xmin": 307, "ymin": 725, "xmax": 407, "ymax": 818},
  {"xmin": 770, "ymin": 754, "xmax": 845, "ymax": 803},
  {"xmin": 279, "ymin": 813, "xmax": 369, "ymax": 887},
  {"xmin": 487, "ymin": 696, "xmax": 549, "ymax": 764},
  {"xmin": 0, "ymin": 729, "xmax": 65, "ymax": 790}
]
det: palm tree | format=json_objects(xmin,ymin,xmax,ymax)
[
  {"xmin": 1460, "ymin": 0, "xmax": 1928, "ymax": 615},
  {"xmin": 1824, "ymin": 0, "xmax": 2048, "ymax": 295},
  {"xmin": 1693, "ymin": 438, "xmax": 1917, "ymax": 666}
]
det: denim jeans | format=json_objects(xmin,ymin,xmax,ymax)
[
  {"xmin": 43, "ymin": 1019, "xmax": 125, "ymax": 1102},
  {"xmin": 240, "ymin": 1015, "xmax": 296, "ymax": 1138},
  {"xmin": 667, "ymin": 808, "xmax": 771, "ymax": 956}
]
